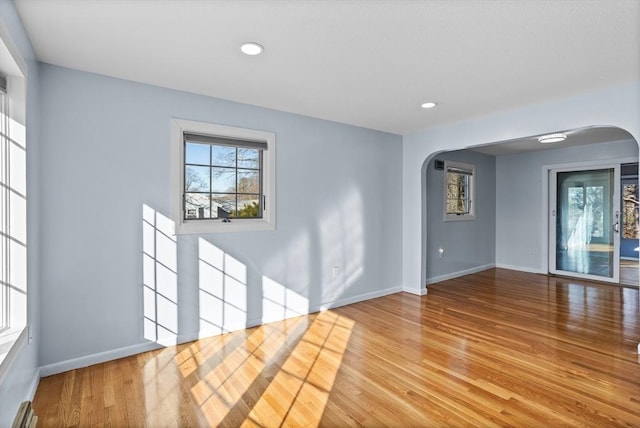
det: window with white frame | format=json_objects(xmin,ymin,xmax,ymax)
[
  {"xmin": 171, "ymin": 119, "xmax": 276, "ymax": 234},
  {"xmin": 0, "ymin": 22, "xmax": 28, "ymax": 367},
  {"xmin": 444, "ymin": 160, "xmax": 475, "ymax": 221}
]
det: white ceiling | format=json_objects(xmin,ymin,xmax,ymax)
[
  {"xmin": 469, "ymin": 126, "xmax": 635, "ymax": 156},
  {"xmin": 13, "ymin": 0, "xmax": 640, "ymax": 136}
]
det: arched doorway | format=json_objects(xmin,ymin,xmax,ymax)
[{"xmin": 422, "ymin": 126, "xmax": 639, "ymax": 287}]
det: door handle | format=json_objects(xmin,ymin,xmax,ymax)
[{"xmin": 613, "ymin": 222, "xmax": 619, "ymax": 233}]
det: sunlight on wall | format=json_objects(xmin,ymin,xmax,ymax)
[
  {"xmin": 142, "ymin": 205, "xmax": 178, "ymax": 346},
  {"xmin": 189, "ymin": 317, "xmax": 308, "ymax": 425},
  {"xmin": 198, "ymin": 238, "xmax": 247, "ymax": 337},
  {"xmin": 319, "ymin": 186, "xmax": 364, "ymax": 303},
  {"xmin": 262, "ymin": 231, "xmax": 310, "ymax": 321},
  {"xmin": 244, "ymin": 311, "xmax": 354, "ymax": 427},
  {"xmin": 262, "ymin": 276, "xmax": 309, "ymax": 324}
]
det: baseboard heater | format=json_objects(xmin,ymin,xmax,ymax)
[{"xmin": 12, "ymin": 401, "xmax": 37, "ymax": 428}]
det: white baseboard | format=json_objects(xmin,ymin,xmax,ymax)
[
  {"xmin": 314, "ymin": 285, "xmax": 403, "ymax": 312},
  {"xmin": 26, "ymin": 368, "xmax": 40, "ymax": 400},
  {"xmin": 495, "ymin": 263, "xmax": 545, "ymax": 274},
  {"xmin": 40, "ymin": 341, "xmax": 164, "ymax": 377},
  {"xmin": 39, "ymin": 284, "xmax": 405, "ymax": 377},
  {"xmin": 190, "ymin": 286, "xmax": 404, "ymax": 340},
  {"xmin": 403, "ymin": 286, "xmax": 427, "ymax": 296},
  {"xmin": 179, "ymin": 317, "xmax": 264, "ymax": 344},
  {"xmin": 426, "ymin": 263, "xmax": 495, "ymax": 285}
]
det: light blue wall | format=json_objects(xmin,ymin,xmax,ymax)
[
  {"xmin": 425, "ymin": 150, "xmax": 496, "ymax": 282},
  {"xmin": 0, "ymin": 0, "xmax": 41, "ymax": 425},
  {"xmin": 37, "ymin": 64, "xmax": 403, "ymax": 368},
  {"xmin": 495, "ymin": 139, "xmax": 638, "ymax": 272}
]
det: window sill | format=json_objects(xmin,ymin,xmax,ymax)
[
  {"xmin": 0, "ymin": 326, "xmax": 28, "ymax": 380},
  {"xmin": 175, "ymin": 218, "xmax": 275, "ymax": 234},
  {"xmin": 444, "ymin": 214, "xmax": 475, "ymax": 222}
]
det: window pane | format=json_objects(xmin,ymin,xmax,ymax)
[
  {"xmin": 237, "ymin": 170, "xmax": 259, "ymax": 194},
  {"xmin": 212, "ymin": 167, "xmax": 236, "ymax": 192},
  {"xmin": 182, "ymin": 137, "xmax": 266, "ymax": 222},
  {"xmin": 185, "ymin": 142, "xmax": 210, "ymax": 165},
  {"xmin": 567, "ymin": 187, "xmax": 583, "ymax": 232},
  {"xmin": 212, "ymin": 194, "xmax": 235, "ymax": 218},
  {"xmin": 566, "ymin": 185, "xmax": 605, "ymax": 238},
  {"xmin": 185, "ymin": 193, "xmax": 211, "ymax": 219},
  {"xmin": 586, "ymin": 186, "xmax": 604, "ymax": 238},
  {"xmin": 235, "ymin": 195, "xmax": 261, "ymax": 218},
  {"xmin": 446, "ymin": 172, "xmax": 468, "ymax": 214},
  {"xmin": 237, "ymin": 148, "xmax": 260, "ymax": 169},
  {"xmin": 623, "ymin": 183, "xmax": 639, "ymax": 239},
  {"xmin": 212, "ymin": 146, "xmax": 236, "ymax": 167},
  {"xmin": 185, "ymin": 165, "xmax": 210, "ymax": 192}
]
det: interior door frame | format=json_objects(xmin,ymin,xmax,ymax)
[{"xmin": 541, "ymin": 157, "xmax": 638, "ymax": 283}]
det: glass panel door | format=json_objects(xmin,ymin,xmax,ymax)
[{"xmin": 550, "ymin": 166, "xmax": 620, "ymax": 282}]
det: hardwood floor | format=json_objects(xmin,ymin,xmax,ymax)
[
  {"xmin": 620, "ymin": 258, "xmax": 639, "ymax": 287},
  {"xmin": 32, "ymin": 269, "xmax": 640, "ymax": 427}
]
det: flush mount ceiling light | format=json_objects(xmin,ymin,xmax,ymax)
[
  {"xmin": 240, "ymin": 42, "xmax": 264, "ymax": 56},
  {"xmin": 537, "ymin": 133, "xmax": 567, "ymax": 144},
  {"xmin": 421, "ymin": 102, "xmax": 437, "ymax": 109}
]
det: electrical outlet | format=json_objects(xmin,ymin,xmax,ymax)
[
  {"xmin": 332, "ymin": 266, "xmax": 340, "ymax": 279},
  {"xmin": 438, "ymin": 247, "xmax": 445, "ymax": 259}
]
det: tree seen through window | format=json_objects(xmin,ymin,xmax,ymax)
[
  {"xmin": 184, "ymin": 140, "xmax": 263, "ymax": 220},
  {"xmin": 623, "ymin": 183, "xmax": 639, "ymax": 239}
]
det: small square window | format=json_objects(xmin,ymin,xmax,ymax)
[
  {"xmin": 443, "ymin": 161, "xmax": 475, "ymax": 221},
  {"xmin": 171, "ymin": 119, "xmax": 276, "ymax": 234}
]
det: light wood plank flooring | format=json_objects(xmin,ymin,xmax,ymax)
[{"xmin": 32, "ymin": 269, "xmax": 640, "ymax": 426}]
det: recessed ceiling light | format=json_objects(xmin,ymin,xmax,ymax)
[
  {"xmin": 538, "ymin": 133, "xmax": 567, "ymax": 144},
  {"xmin": 240, "ymin": 42, "xmax": 264, "ymax": 56},
  {"xmin": 421, "ymin": 102, "xmax": 437, "ymax": 109}
]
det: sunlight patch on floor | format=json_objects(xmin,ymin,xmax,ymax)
[
  {"xmin": 243, "ymin": 311, "xmax": 354, "ymax": 427},
  {"xmin": 188, "ymin": 317, "xmax": 307, "ymax": 425}
]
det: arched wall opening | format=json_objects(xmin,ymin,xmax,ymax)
[{"xmin": 420, "ymin": 126, "xmax": 640, "ymax": 288}]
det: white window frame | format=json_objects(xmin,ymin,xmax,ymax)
[
  {"xmin": 0, "ymin": 21, "xmax": 28, "ymax": 377},
  {"xmin": 443, "ymin": 160, "xmax": 475, "ymax": 222},
  {"xmin": 170, "ymin": 118, "xmax": 276, "ymax": 234}
]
